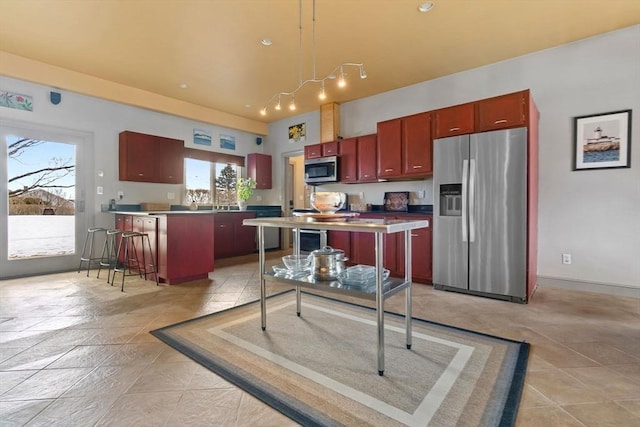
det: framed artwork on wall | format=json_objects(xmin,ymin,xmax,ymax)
[
  {"xmin": 288, "ymin": 123, "xmax": 306, "ymax": 143},
  {"xmin": 573, "ymin": 109, "xmax": 632, "ymax": 170}
]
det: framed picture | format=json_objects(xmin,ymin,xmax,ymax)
[
  {"xmin": 288, "ymin": 123, "xmax": 306, "ymax": 143},
  {"xmin": 193, "ymin": 128, "xmax": 211, "ymax": 146},
  {"xmin": 220, "ymin": 134, "xmax": 236, "ymax": 150},
  {"xmin": 573, "ymin": 109, "xmax": 632, "ymax": 170}
]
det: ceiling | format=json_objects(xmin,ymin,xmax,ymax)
[{"xmin": 1, "ymin": 0, "xmax": 639, "ymax": 126}]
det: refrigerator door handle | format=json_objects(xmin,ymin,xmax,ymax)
[
  {"xmin": 469, "ymin": 158, "xmax": 476, "ymax": 242},
  {"xmin": 461, "ymin": 159, "xmax": 468, "ymax": 242}
]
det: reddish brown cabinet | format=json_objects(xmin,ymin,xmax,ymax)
[
  {"xmin": 432, "ymin": 102, "xmax": 475, "ymax": 139},
  {"xmin": 402, "ymin": 112, "xmax": 432, "ymax": 176},
  {"xmin": 214, "ymin": 212, "xmax": 256, "ymax": 259},
  {"xmin": 247, "ymin": 153, "xmax": 272, "ymax": 189},
  {"xmin": 396, "ymin": 215, "xmax": 432, "ymax": 283},
  {"xmin": 338, "ymin": 137, "xmax": 358, "ymax": 183},
  {"xmin": 304, "ymin": 141, "xmax": 338, "ymax": 160},
  {"xmin": 476, "ymin": 91, "xmax": 527, "ymax": 132},
  {"xmin": 377, "ymin": 113, "xmax": 432, "ymax": 179},
  {"xmin": 327, "ymin": 230, "xmax": 351, "ymax": 260},
  {"xmin": 376, "ymin": 119, "xmax": 402, "ymax": 178},
  {"xmin": 157, "ymin": 214, "xmax": 214, "ymax": 284},
  {"xmin": 116, "ymin": 213, "xmax": 214, "ymax": 285},
  {"xmin": 119, "ymin": 131, "xmax": 184, "ymax": 184},
  {"xmin": 321, "ymin": 141, "xmax": 339, "ymax": 156},
  {"xmin": 357, "ymin": 134, "xmax": 378, "ymax": 182},
  {"xmin": 350, "ymin": 214, "xmax": 397, "ymax": 273},
  {"xmin": 132, "ymin": 216, "xmax": 158, "ymax": 281}
]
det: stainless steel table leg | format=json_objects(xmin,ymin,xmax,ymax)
[
  {"xmin": 375, "ymin": 232, "xmax": 385, "ymax": 376},
  {"xmin": 258, "ymin": 226, "xmax": 267, "ymax": 331},
  {"xmin": 293, "ymin": 227, "xmax": 302, "ymax": 316},
  {"xmin": 405, "ymin": 229, "xmax": 412, "ymax": 349}
]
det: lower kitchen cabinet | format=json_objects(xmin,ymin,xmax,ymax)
[
  {"xmin": 214, "ymin": 212, "xmax": 257, "ymax": 259},
  {"xmin": 396, "ymin": 215, "xmax": 432, "ymax": 284},
  {"xmin": 350, "ymin": 214, "xmax": 397, "ymax": 273},
  {"xmin": 327, "ymin": 230, "xmax": 351, "ymax": 260},
  {"xmin": 347, "ymin": 213, "xmax": 432, "ymax": 284}
]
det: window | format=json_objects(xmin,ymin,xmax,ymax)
[{"xmin": 184, "ymin": 158, "xmax": 241, "ymax": 207}]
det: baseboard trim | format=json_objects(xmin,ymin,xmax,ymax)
[{"xmin": 537, "ymin": 275, "xmax": 640, "ymax": 298}]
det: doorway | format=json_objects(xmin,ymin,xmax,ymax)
[
  {"xmin": 0, "ymin": 121, "xmax": 92, "ymax": 278},
  {"xmin": 283, "ymin": 151, "xmax": 305, "ymax": 249}
]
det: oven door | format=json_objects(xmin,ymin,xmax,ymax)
[{"xmin": 298, "ymin": 229, "xmax": 326, "ymax": 253}]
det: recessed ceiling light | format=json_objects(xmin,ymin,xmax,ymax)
[
  {"xmin": 244, "ymin": 104, "xmax": 251, "ymax": 108},
  {"xmin": 418, "ymin": 2, "xmax": 434, "ymax": 13},
  {"xmin": 260, "ymin": 38, "xmax": 272, "ymax": 46},
  {"xmin": 179, "ymin": 83, "xmax": 188, "ymax": 89}
]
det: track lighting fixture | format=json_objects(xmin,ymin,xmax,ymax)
[{"xmin": 260, "ymin": 0, "xmax": 366, "ymax": 116}]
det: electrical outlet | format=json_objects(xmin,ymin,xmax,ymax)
[
  {"xmin": 418, "ymin": 190, "xmax": 425, "ymax": 199},
  {"xmin": 117, "ymin": 191, "xmax": 124, "ymax": 200},
  {"xmin": 167, "ymin": 192, "xmax": 175, "ymax": 200},
  {"xmin": 256, "ymin": 195, "xmax": 262, "ymax": 201},
  {"xmin": 562, "ymin": 253, "xmax": 572, "ymax": 265}
]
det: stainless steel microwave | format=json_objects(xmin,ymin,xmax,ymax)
[{"xmin": 304, "ymin": 156, "xmax": 338, "ymax": 184}]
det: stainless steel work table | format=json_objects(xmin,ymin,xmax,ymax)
[{"xmin": 243, "ymin": 216, "xmax": 429, "ymax": 375}]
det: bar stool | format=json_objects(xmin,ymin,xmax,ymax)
[
  {"xmin": 78, "ymin": 227, "xmax": 107, "ymax": 277},
  {"xmin": 112, "ymin": 231, "xmax": 159, "ymax": 292},
  {"xmin": 97, "ymin": 229, "xmax": 123, "ymax": 284}
]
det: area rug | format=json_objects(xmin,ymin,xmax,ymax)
[{"xmin": 150, "ymin": 290, "xmax": 529, "ymax": 427}]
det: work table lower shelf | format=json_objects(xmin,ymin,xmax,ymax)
[{"xmin": 264, "ymin": 270, "xmax": 410, "ymax": 301}]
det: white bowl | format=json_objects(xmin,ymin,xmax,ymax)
[{"xmin": 310, "ymin": 192, "xmax": 346, "ymax": 214}]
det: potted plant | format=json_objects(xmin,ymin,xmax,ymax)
[{"xmin": 237, "ymin": 177, "xmax": 257, "ymax": 210}]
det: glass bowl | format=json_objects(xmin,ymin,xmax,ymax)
[
  {"xmin": 310, "ymin": 192, "xmax": 346, "ymax": 214},
  {"xmin": 282, "ymin": 255, "xmax": 311, "ymax": 271}
]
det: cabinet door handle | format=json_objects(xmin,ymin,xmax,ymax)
[
  {"xmin": 494, "ymin": 119, "xmax": 507, "ymax": 124},
  {"xmin": 411, "ymin": 233, "xmax": 419, "ymax": 237},
  {"xmin": 385, "ymin": 168, "xmax": 393, "ymax": 172},
  {"xmin": 412, "ymin": 165, "xmax": 422, "ymax": 169},
  {"xmin": 138, "ymin": 173, "xmax": 144, "ymax": 176},
  {"xmin": 449, "ymin": 127, "xmax": 460, "ymax": 131}
]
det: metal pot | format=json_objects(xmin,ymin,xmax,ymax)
[{"xmin": 310, "ymin": 246, "xmax": 347, "ymax": 280}]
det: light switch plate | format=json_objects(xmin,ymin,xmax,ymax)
[{"xmin": 96, "ymin": 186, "xmax": 103, "ymax": 195}]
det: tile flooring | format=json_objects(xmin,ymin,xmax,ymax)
[{"xmin": 0, "ymin": 253, "xmax": 638, "ymax": 426}]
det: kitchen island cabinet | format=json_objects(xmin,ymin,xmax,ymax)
[{"xmin": 157, "ymin": 213, "xmax": 214, "ymax": 284}]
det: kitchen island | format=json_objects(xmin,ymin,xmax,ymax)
[
  {"xmin": 113, "ymin": 210, "xmax": 258, "ymax": 285},
  {"xmin": 243, "ymin": 215, "xmax": 429, "ymax": 375}
]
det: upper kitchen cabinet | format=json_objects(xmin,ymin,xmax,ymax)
[
  {"xmin": 304, "ymin": 143, "xmax": 322, "ymax": 159},
  {"xmin": 476, "ymin": 91, "xmax": 528, "ymax": 132},
  {"xmin": 247, "ymin": 153, "xmax": 272, "ymax": 189},
  {"xmin": 376, "ymin": 118, "xmax": 402, "ymax": 178},
  {"xmin": 119, "ymin": 131, "xmax": 184, "ymax": 184},
  {"xmin": 377, "ymin": 112, "xmax": 432, "ymax": 179},
  {"xmin": 432, "ymin": 102, "xmax": 475, "ymax": 139},
  {"xmin": 357, "ymin": 134, "xmax": 378, "ymax": 182},
  {"xmin": 402, "ymin": 112, "xmax": 432, "ymax": 176},
  {"xmin": 338, "ymin": 137, "xmax": 357, "ymax": 183},
  {"xmin": 304, "ymin": 141, "xmax": 338, "ymax": 160}
]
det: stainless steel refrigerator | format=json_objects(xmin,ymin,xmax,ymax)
[{"xmin": 433, "ymin": 127, "xmax": 528, "ymax": 302}]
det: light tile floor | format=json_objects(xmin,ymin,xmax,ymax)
[{"xmin": 1, "ymin": 253, "xmax": 638, "ymax": 426}]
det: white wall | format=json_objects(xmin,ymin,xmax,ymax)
[
  {"xmin": 0, "ymin": 76, "xmax": 264, "ymax": 229},
  {"xmin": 265, "ymin": 25, "xmax": 640, "ymax": 292}
]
